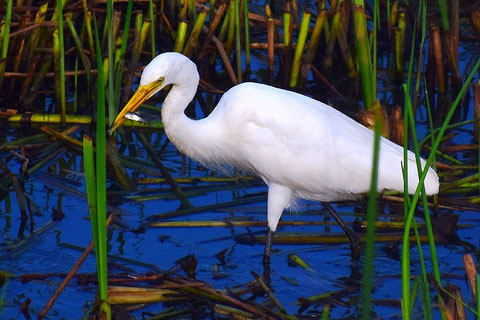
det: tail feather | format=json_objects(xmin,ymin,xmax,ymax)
[{"xmin": 406, "ymin": 157, "xmax": 439, "ymax": 195}]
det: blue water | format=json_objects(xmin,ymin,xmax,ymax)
[
  {"xmin": 1, "ymin": 13, "xmax": 479, "ymax": 318},
  {"xmin": 0, "ymin": 124, "xmax": 479, "ymax": 319}
]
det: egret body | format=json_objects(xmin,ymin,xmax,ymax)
[{"xmin": 110, "ymin": 52, "xmax": 439, "ymax": 272}]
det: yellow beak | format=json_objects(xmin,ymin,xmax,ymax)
[{"xmin": 108, "ymin": 80, "xmax": 163, "ymax": 134}]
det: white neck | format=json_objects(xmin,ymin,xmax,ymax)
[{"xmin": 161, "ymin": 77, "xmax": 222, "ymax": 165}]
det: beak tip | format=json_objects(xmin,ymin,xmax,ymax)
[{"xmin": 107, "ymin": 124, "xmax": 116, "ymax": 136}]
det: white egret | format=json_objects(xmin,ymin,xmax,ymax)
[{"xmin": 109, "ymin": 52, "xmax": 439, "ymax": 275}]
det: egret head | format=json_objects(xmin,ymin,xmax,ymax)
[{"xmin": 108, "ymin": 52, "xmax": 196, "ymax": 134}]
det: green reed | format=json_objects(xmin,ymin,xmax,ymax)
[
  {"xmin": 79, "ymin": 13, "xmax": 110, "ymax": 318},
  {"xmin": 353, "ymin": 0, "xmax": 375, "ymax": 109},
  {"xmin": 290, "ymin": 10, "xmax": 310, "ymax": 87},
  {"xmin": 55, "ymin": 0, "xmax": 66, "ymax": 126},
  {"xmin": 401, "ymin": 56, "xmax": 480, "ymax": 320},
  {"xmin": 360, "ymin": 104, "xmax": 382, "ymax": 320},
  {"xmin": 114, "ymin": 0, "xmax": 134, "ymax": 115},
  {"xmin": 148, "ymin": 0, "xmax": 156, "ymax": 59},
  {"xmin": 0, "ymin": 0, "xmax": 12, "ymax": 89},
  {"xmin": 402, "ymin": 4, "xmax": 434, "ymax": 317}
]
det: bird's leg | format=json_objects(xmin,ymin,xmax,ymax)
[
  {"xmin": 323, "ymin": 203, "xmax": 361, "ymax": 262},
  {"xmin": 262, "ymin": 229, "xmax": 275, "ymax": 284},
  {"xmin": 263, "ymin": 183, "xmax": 291, "ymax": 284}
]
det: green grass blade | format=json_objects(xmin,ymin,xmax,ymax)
[
  {"xmin": 66, "ymin": 17, "xmax": 91, "ymax": 93},
  {"xmin": 404, "ymin": 83, "xmax": 441, "ymax": 288},
  {"xmin": 114, "ymin": 0, "xmax": 134, "ymax": 114},
  {"xmin": 74, "ymin": 58, "xmax": 78, "ymax": 113},
  {"xmin": 321, "ymin": 305, "xmax": 330, "ymax": 320},
  {"xmin": 183, "ymin": 10, "xmax": 208, "ymax": 57},
  {"xmin": 82, "ymin": 135, "xmax": 99, "ymax": 273},
  {"xmin": 174, "ymin": 21, "xmax": 188, "ymax": 53},
  {"xmin": 353, "ymin": 0, "xmax": 375, "ymax": 108},
  {"xmin": 106, "ymin": 0, "xmax": 114, "ymax": 126},
  {"xmin": 361, "ymin": 105, "xmax": 382, "ymax": 320},
  {"xmin": 225, "ymin": 0, "xmax": 235, "ymax": 56},
  {"xmin": 148, "ymin": 0, "xmax": 156, "ymax": 58},
  {"xmin": 401, "ymin": 56, "xmax": 480, "ymax": 320},
  {"xmin": 437, "ymin": 0, "xmax": 449, "ymax": 31},
  {"xmin": 0, "ymin": 0, "xmax": 12, "ymax": 89},
  {"xmin": 402, "ymin": 5, "xmax": 433, "ymax": 317},
  {"xmin": 93, "ymin": 13, "xmax": 109, "ymax": 309},
  {"xmin": 290, "ymin": 11, "xmax": 311, "ymax": 87},
  {"xmin": 476, "ymin": 274, "xmax": 480, "ymax": 319},
  {"xmin": 234, "ymin": 0, "xmax": 242, "ymax": 82},
  {"xmin": 56, "ymin": 0, "xmax": 66, "ymax": 127},
  {"xmin": 373, "ymin": 0, "xmax": 378, "ymax": 94},
  {"xmin": 243, "ymin": 0, "xmax": 250, "ymax": 74}
]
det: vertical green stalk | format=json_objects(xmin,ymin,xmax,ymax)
[
  {"xmin": 360, "ymin": 105, "xmax": 382, "ymax": 320},
  {"xmin": 209, "ymin": 0, "xmax": 217, "ymax": 22},
  {"xmin": 401, "ymin": 57, "xmax": 480, "ymax": 320},
  {"xmin": 305, "ymin": 9, "xmax": 326, "ymax": 61},
  {"xmin": 425, "ymin": 87, "xmax": 436, "ymax": 169},
  {"xmin": 148, "ymin": 0, "xmax": 156, "ymax": 58},
  {"xmin": 188, "ymin": 0, "xmax": 197, "ymax": 20},
  {"xmin": 413, "ymin": 0, "xmax": 427, "ymax": 113},
  {"xmin": 403, "ymin": 84, "xmax": 433, "ymax": 320},
  {"xmin": 93, "ymin": 14, "xmax": 109, "ymax": 317},
  {"xmin": 73, "ymin": 58, "xmax": 78, "ymax": 113},
  {"xmin": 372, "ymin": 0, "xmax": 378, "ymax": 89},
  {"xmin": 283, "ymin": 7, "xmax": 292, "ymax": 47},
  {"xmin": 0, "ymin": 0, "xmax": 12, "ymax": 89},
  {"xmin": 183, "ymin": 10, "xmax": 208, "ymax": 57},
  {"xmin": 106, "ymin": 0, "xmax": 115, "ymax": 126},
  {"xmin": 114, "ymin": 0, "xmax": 134, "ymax": 113},
  {"xmin": 66, "ymin": 17, "xmax": 91, "ymax": 95},
  {"xmin": 81, "ymin": 0, "xmax": 95, "ymax": 60},
  {"xmin": 290, "ymin": 11, "xmax": 311, "ymax": 87},
  {"xmin": 243, "ymin": 0, "xmax": 250, "ymax": 74},
  {"xmin": 56, "ymin": 0, "xmax": 66, "ymax": 126},
  {"xmin": 322, "ymin": 1, "xmax": 339, "ymax": 70},
  {"xmin": 218, "ymin": 6, "xmax": 230, "ymax": 42},
  {"xmin": 174, "ymin": 21, "xmax": 188, "ymax": 52},
  {"xmin": 234, "ymin": 0, "xmax": 242, "ymax": 82},
  {"xmin": 225, "ymin": 0, "xmax": 235, "ymax": 56},
  {"xmin": 437, "ymin": 0, "xmax": 449, "ymax": 31},
  {"xmin": 321, "ymin": 305, "xmax": 330, "ymax": 320},
  {"xmin": 140, "ymin": 20, "xmax": 152, "ymax": 57},
  {"xmin": 353, "ymin": 0, "xmax": 375, "ymax": 109},
  {"xmin": 404, "ymin": 83, "xmax": 441, "ymax": 294},
  {"xmin": 406, "ymin": 7, "xmax": 439, "ymax": 306},
  {"xmin": 302, "ymin": 7, "xmax": 327, "ymax": 83},
  {"xmin": 82, "ymin": 135, "xmax": 99, "ymax": 273},
  {"xmin": 476, "ymin": 274, "xmax": 480, "ymax": 320}
]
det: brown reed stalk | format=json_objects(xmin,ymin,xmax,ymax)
[{"xmin": 265, "ymin": 4, "xmax": 275, "ymax": 84}]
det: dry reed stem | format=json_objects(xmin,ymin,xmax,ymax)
[
  {"xmin": 430, "ymin": 17, "xmax": 446, "ymax": 93},
  {"xmin": 40, "ymin": 125, "xmax": 83, "ymax": 149},
  {"xmin": 202, "ymin": 26, "xmax": 238, "ymax": 84},
  {"xmin": 265, "ymin": 4, "xmax": 274, "ymax": 84},
  {"xmin": 38, "ymin": 213, "xmax": 114, "ymax": 319},
  {"xmin": 473, "ymin": 84, "xmax": 480, "ymax": 143},
  {"xmin": 462, "ymin": 254, "xmax": 477, "ymax": 298}
]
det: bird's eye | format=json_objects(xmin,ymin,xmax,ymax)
[{"xmin": 157, "ymin": 77, "xmax": 164, "ymax": 85}]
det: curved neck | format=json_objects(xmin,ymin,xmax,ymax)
[
  {"xmin": 161, "ymin": 79, "xmax": 197, "ymax": 130},
  {"xmin": 161, "ymin": 79, "xmax": 221, "ymax": 164}
]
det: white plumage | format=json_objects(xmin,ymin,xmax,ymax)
[{"xmin": 110, "ymin": 51, "xmax": 439, "ymax": 244}]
